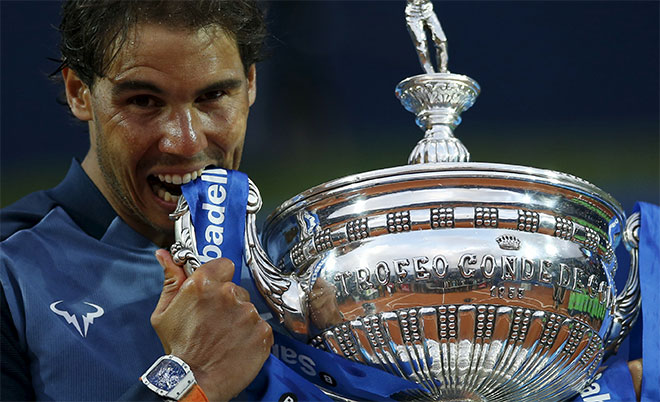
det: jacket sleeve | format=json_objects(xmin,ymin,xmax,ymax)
[
  {"xmin": 1, "ymin": 286, "xmax": 35, "ymax": 401},
  {"xmin": 117, "ymin": 382, "xmax": 162, "ymax": 401}
]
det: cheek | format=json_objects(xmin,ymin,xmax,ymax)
[
  {"xmin": 100, "ymin": 113, "xmax": 160, "ymax": 165},
  {"xmin": 205, "ymin": 105, "xmax": 248, "ymax": 146}
]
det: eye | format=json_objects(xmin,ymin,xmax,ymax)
[
  {"xmin": 128, "ymin": 95, "xmax": 163, "ymax": 108},
  {"xmin": 196, "ymin": 90, "xmax": 225, "ymax": 103}
]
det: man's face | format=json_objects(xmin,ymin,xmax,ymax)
[{"xmin": 66, "ymin": 24, "xmax": 256, "ymax": 246}]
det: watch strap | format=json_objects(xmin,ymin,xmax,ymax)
[{"xmin": 180, "ymin": 384, "xmax": 208, "ymax": 402}]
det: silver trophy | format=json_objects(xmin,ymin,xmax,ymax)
[{"xmin": 172, "ymin": 2, "xmax": 641, "ymax": 400}]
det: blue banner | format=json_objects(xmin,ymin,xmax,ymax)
[
  {"xmin": 635, "ymin": 202, "xmax": 659, "ymax": 402},
  {"xmin": 181, "ymin": 168, "xmax": 248, "ymax": 284},
  {"xmin": 572, "ymin": 356, "xmax": 637, "ymax": 402},
  {"xmin": 238, "ymin": 355, "xmax": 331, "ymax": 402},
  {"xmin": 271, "ymin": 331, "xmax": 426, "ymax": 401}
]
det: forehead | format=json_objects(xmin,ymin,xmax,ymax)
[{"xmin": 104, "ymin": 23, "xmax": 244, "ymax": 82}]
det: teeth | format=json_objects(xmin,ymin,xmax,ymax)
[
  {"xmin": 151, "ymin": 168, "xmax": 205, "ymax": 203},
  {"xmin": 163, "ymin": 191, "xmax": 179, "ymax": 202},
  {"xmin": 155, "ymin": 168, "xmax": 204, "ymax": 186},
  {"xmin": 151, "ymin": 182, "xmax": 180, "ymax": 204}
]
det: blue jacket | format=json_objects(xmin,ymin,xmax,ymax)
[{"xmin": 1, "ymin": 160, "xmax": 164, "ymax": 400}]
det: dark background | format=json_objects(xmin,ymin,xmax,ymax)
[{"xmin": 2, "ymin": 1, "xmax": 658, "ymax": 217}]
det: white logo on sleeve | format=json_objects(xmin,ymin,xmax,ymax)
[{"xmin": 49, "ymin": 301, "xmax": 105, "ymax": 338}]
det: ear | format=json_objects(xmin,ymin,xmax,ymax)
[
  {"xmin": 62, "ymin": 68, "xmax": 93, "ymax": 121},
  {"xmin": 246, "ymin": 64, "xmax": 257, "ymax": 106}
]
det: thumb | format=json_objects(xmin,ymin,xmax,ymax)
[{"xmin": 153, "ymin": 248, "xmax": 187, "ymax": 316}]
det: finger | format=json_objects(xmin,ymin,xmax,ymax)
[
  {"xmin": 627, "ymin": 359, "xmax": 643, "ymax": 400},
  {"xmin": 153, "ymin": 249, "xmax": 187, "ymax": 316},
  {"xmin": 194, "ymin": 257, "xmax": 236, "ymax": 283},
  {"xmin": 233, "ymin": 283, "xmax": 250, "ymax": 303}
]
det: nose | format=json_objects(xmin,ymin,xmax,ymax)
[{"xmin": 158, "ymin": 107, "xmax": 208, "ymax": 157}]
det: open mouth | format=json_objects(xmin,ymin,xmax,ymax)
[{"xmin": 148, "ymin": 167, "xmax": 205, "ymax": 203}]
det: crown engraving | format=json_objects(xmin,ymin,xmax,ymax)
[{"xmin": 496, "ymin": 235, "xmax": 521, "ymax": 251}]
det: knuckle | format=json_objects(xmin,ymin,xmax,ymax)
[
  {"xmin": 180, "ymin": 276, "xmax": 202, "ymax": 295},
  {"xmin": 150, "ymin": 314, "xmax": 161, "ymax": 328},
  {"xmin": 179, "ymin": 277, "xmax": 196, "ymax": 294},
  {"xmin": 217, "ymin": 257, "xmax": 235, "ymax": 269},
  {"xmin": 244, "ymin": 302, "xmax": 262, "ymax": 321},
  {"xmin": 259, "ymin": 322, "xmax": 274, "ymax": 354},
  {"xmin": 219, "ymin": 280, "xmax": 236, "ymax": 293},
  {"xmin": 235, "ymin": 286, "xmax": 251, "ymax": 303},
  {"xmin": 202, "ymin": 257, "xmax": 235, "ymax": 281},
  {"xmin": 179, "ymin": 274, "xmax": 216, "ymax": 301},
  {"xmin": 219, "ymin": 281, "xmax": 240, "ymax": 303},
  {"xmin": 262, "ymin": 322, "xmax": 274, "ymax": 344}
]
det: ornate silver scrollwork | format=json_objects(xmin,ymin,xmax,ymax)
[
  {"xmin": 244, "ymin": 180, "xmax": 308, "ymax": 336},
  {"xmin": 605, "ymin": 211, "xmax": 641, "ymax": 355},
  {"xmin": 170, "ymin": 198, "xmax": 201, "ymax": 277}
]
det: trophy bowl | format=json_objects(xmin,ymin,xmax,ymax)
[{"xmin": 243, "ymin": 161, "xmax": 640, "ymax": 401}]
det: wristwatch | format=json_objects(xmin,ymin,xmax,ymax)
[{"xmin": 140, "ymin": 355, "xmax": 208, "ymax": 401}]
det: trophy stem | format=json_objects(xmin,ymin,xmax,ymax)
[{"xmin": 396, "ymin": 73, "xmax": 480, "ymax": 164}]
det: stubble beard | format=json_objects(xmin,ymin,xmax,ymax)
[{"xmin": 94, "ymin": 132, "xmax": 172, "ymax": 239}]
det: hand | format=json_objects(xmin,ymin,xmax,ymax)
[
  {"xmin": 628, "ymin": 359, "xmax": 642, "ymax": 402},
  {"xmin": 151, "ymin": 249, "xmax": 273, "ymax": 401}
]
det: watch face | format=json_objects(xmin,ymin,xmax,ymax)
[{"xmin": 146, "ymin": 359, "xmax": 187, "ymax": 391}]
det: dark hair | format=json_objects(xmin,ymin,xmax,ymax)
[{"xmin": 56, "ymin": 0, "xmax": 267, "ymax": 87}]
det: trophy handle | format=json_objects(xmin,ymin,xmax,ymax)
[
  {"xmin": 171, "ymin": 198, "xmax": 202, "ymax": 277},
  {"xmin": 605, "ymin": 211, "xmax": 642, "ymax": 355},
  {"xmin": 244, "ymin": 180, "xmax": 308, "ymax": 336}
]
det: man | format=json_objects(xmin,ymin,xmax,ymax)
[{"xmin": 1, "ymin": 1, "xmax": 273, "ymax": 400}]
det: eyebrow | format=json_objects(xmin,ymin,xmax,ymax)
[
  {"xmin": 194, "ymin": 79, "xmax": 244, "ymax": 98},
  {"xmin": 111, "ymin": 80, "xmax": 164, "ymax": 98},
  {"xmin": 110, "ymin": 78, "xmax": 244, "ymax": 98}
]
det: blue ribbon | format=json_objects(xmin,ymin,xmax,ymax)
[
  {"xmin": 237, "ymin": 355, "xmax": 331, "ymax": 401},
  {"xmin": 181, "ymin": 168, "xmax": 248, "ymax": 284},
  {"xmin": 181, "ymin": 170, "xmax": 331, "ymax": 401},
  {"xmin": 271, "ymin": 331, "xmax": 425, "ymax": 401},
  {"xmin": 635, "ymin": 202, "xmax": 659, "ymax": 402},
  {"xmin": 572, "ymin": 355, "xmax": 637, "ymax": 402}
]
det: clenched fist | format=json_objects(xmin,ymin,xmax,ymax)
[{"xmin": 151, "ymin": 249, "xmax": 273, "ymax": 401}]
